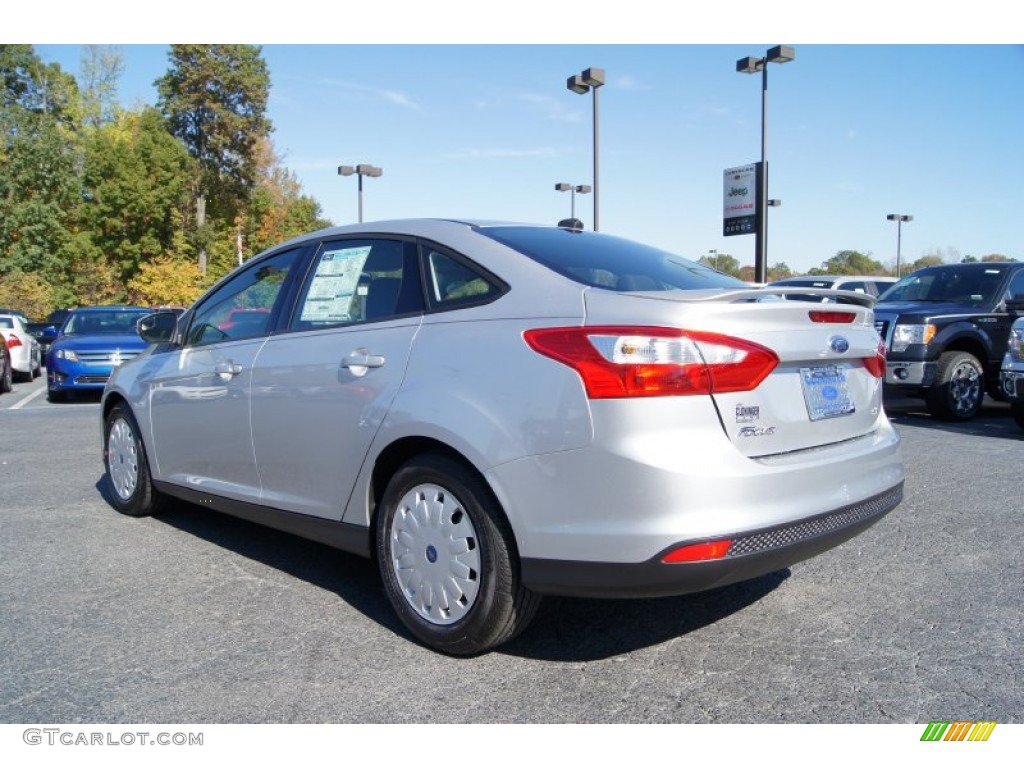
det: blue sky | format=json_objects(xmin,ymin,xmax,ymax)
[{"xmin": 20, "ymin": 7, "xmax": 1024, "ymax": 274}]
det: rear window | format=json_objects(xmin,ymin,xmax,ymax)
[{"xmin": 477, "ymin": 226, "xmax": 746, "ymax": 291}]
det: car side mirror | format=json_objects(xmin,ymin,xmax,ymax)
[{"xmin": 137, "ymin": 311, "xmax": 178, "ymax": 343}]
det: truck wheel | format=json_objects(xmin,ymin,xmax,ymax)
[{"xmin": 926, "ymin": 351, "xmax": 984, "ymax": 421}]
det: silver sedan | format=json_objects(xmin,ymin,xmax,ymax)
[{"xmin": 102, "ymin": 220, "xmax": 904, "ymax": 655}]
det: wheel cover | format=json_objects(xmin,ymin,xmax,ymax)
[
  {"xmin": 949, "ymin": 361, "xmax": 982, "ymax": 415},
  {"xmin": 388, "ymin": 483, "xmax": 482, "ymax": 626},
  {"xmin": 107, "ymin": 417, "xmax": 140, "ymax": 501}
]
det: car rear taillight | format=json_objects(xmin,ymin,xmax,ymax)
[
  {"xmin": 863, "ymin": 338, "xmax": 886, "ymax": 378},
  {"xmin": 6, "ymin": 335, "xmax": 22, "ymax": 349},
  {"xmin": 523, "ymin": 326, "xmax": 778, "ymax": 399}
]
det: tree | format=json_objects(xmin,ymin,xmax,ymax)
[
  {"xmin": 156, "ymin": 45, "xmax": 272, "ymax": 274},
  {"xmin": 980, "ymin": 254, "xmax": 1015, "ymax": 262},
  {"xmin": 906, "ymin": 255, "xmax": 944, "ymax": 272},
  {"xmin": 76, "ymin": 107, "xmax": 195, "ymax": 289},
  {"xmin": 767, "ymin": 262, "xmax": 793, "ymax": 281},
  {"xmin": 80, "ymin": 45, "xmax": 124, "ymax": 130},
  {"xmin": 812, "ymin": 250, "xmax": 887, "ymax": 276},
  {"xmin": 0, "ymin": 45, "xmax": 82, "ymax": 303}
]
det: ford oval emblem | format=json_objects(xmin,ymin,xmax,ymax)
[{"xmin": 829, "ymin": 336, "xmax": 850, "ymax": 354}]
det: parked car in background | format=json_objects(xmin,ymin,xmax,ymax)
[
  {"xmin": 874, "ymin": 262, "xmax": 1024, "ymax": 420},
  {"xmin": 767, "ymin": 275, "xmax": 898, "ymax": 302},
  {"xmin": 46, "ymin": 306, "xmax": 153, "ymax": 402},
  {"xmin": 0, "ymin": 310, "xmax": 42, "ymax": 382},
  {"xmin": 1000, "ymin": 315, "xmax": 1024, "ymax": 430},
  {"xmin": 24, "ymin": 309, "xmax": 74, "ymax": 365},
  {"xmin": 101, "ymin": 219, "xmax": 904, "ymax": 655}
]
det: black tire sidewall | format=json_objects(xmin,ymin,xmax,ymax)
[
  {"xmin": 104, "ymin": 404, "xmax": 158, "ymax": 517},
  {"xmin": 375, "ymin": 454, "xmax": 518, "ymax": 656},
  {"xmin": 929, "ymin": 352, "xmax": 984, "ymax": 421}
]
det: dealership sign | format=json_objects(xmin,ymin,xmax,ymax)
[{"xmin": 723, "ymin": 163, "xmax": 759, "ymax": 237}]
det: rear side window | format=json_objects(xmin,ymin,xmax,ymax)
[
  {"xmin": 291, "ymin": 239, "xmax": 424, "ymax": 329},
  {"xmin": 424, "ymin": 248, "xmax": 503, "ymax": 309},
  {"xmin": 478, "ymin": 226, "xmax": 746, "ymax": 291}
]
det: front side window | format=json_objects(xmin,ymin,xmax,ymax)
[{"xmin": 185, "ymin": 249, "xmax": 300, "ymax": 347}]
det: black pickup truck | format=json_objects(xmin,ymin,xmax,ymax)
[{"xmin": 873, "ymin": 262, "xmax": 1024, "ymax": 420}]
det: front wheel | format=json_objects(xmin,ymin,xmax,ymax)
[
  {"xmin": 104, "ymin": 403, "xmax": 163, "ymax": 517},
  {"xmin": 926, "ymin": 351, "xmax": 984, "ymax": 421},
  {"xmin": 375, "ymin": 454, "xmax": 541, "ymax": 655}
]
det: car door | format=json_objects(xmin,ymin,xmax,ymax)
[
  {"xmin": 146, "ymin": 248, "xmax": 304, "ymax": 502},
  {"xmin": 250, "ymin": 238, "xmax": 425, "ymax": 519}
]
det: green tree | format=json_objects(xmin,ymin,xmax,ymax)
[
  {"xmin": 906, "ymin": 255, "xmax": 944, "ymax": 272},
  {"xmin": 0, "ymin": 45, "xmax": 82, "ymax": 304},
  {"xmin": 980, "ymin": 254, "xmax": 1015, "ymax": 262},
  {"xmin": 812, "ymin": 250, "xmax": 887, "ymax": 276},
  {"xmin": 76, "ymin": 107, "xmax": 195, "ymax": 290},
  {"xmin": 699, "ymin": 253, "xmax": 741, "ymax": 277},
  {"xmin": 767, "ymin": 262, "xmax": 793, "ymax": 281},
  {"xmin": 156, "ymin": 45, "xmax": 272, "ymax": 274}
]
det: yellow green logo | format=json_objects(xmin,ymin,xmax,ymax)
[{"xmin": 921, "ymin": 721, "xmax": 997, "ymax": 742}]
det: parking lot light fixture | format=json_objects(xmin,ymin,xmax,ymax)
[
  {"xmin": 887, "ymin": 213, "xmax": 914, "ymax": 277},
  {"xmin": 566, "ymin": 67, "xmax": 605, "ymax": 231},
  {"xmin": 338, "ymin": 164, "xmax": 383, "ymax": 223},
  {"xmin": 555, "ymin": 183, "xmax": 591, "ymax": 221},
  {"xmin": 736, "ymin": 46, "xmax": 795, "ymax": 284}
]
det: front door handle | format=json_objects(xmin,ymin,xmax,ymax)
[
  {"xmin": 341, "ymin": 349, "xmax": 385, "ymax": 376},
  {"xmin": 214, "ymin": 361, "xmax": 243, "ymax": 380}
]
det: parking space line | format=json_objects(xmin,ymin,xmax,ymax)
[{"xmin": 9, "ymin": 386, "xmax": 47, "ymax": 410}]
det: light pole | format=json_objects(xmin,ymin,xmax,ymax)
[
  {"xmin": 887, "ymin": 213, "xmax": 913, "ymax": 277},
  {"xmin": 707, "ymin": 248, "xmax": 719, "ymax": 270},
  {"xmin": 566, "ymin": 67, "xmax": 605, "ymax": 231},
  {"xmin": 554, "ymin": 183, "xmax": 591, "ymax": 221},
  {"xmin": 736, "ymin": 45, "xmax": 795, "ymax": 284},
  {"xmin": 337, "ymin": 163, "xmax": 383, "ymax": 223}
]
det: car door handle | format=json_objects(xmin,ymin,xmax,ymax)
[
  {"xmin": 214, "ymin": 361, "xmax": 243, "ymax": 380},
  {"xmin": 341, "ymin": 349, "xmax": 385, "ymax": 375}
]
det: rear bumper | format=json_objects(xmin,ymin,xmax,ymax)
[{"xmin": 521, "ymin": 483, "xmax": 903, "ymax": 598}]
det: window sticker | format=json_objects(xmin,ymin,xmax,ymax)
[{"xmin": 300, "ymin": 246, "xmax": 372, "ymax": 322}]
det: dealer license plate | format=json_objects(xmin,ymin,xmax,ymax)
[{"xmin": 800, "ymin": 365, "xmax": 855, "ymax": 421}]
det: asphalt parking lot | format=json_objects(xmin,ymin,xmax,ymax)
[{"xmin": 0, "ymin": 376, "xmax": 1021, "ymax": 724}]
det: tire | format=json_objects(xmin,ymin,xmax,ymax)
[
  {"xmin": 926, "ymin": 351, "xmax": 984, "ymax": 421},
  {"xmin": 1012, "ymin": 402, "xmax": 1024, "ymax": 431},
  {"xmin": 104, "ymin": 403, "xmax": 163, "ymax": 517},
  {"xmin": 31, "ymin": 351, "xmax": 41, "ymax": 379},
  {"xmin": 0, "ymin": 357, "xmax": 11, "ymax": 393},
  {"xmin": 375, "ymin": 454, "xmax": 541, "ymax": 655}
]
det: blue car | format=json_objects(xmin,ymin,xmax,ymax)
[{"xmin": 46, "ymin": 306, "xmax": 154, "ymax": 402}]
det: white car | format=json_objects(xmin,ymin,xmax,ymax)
[
  {"xmin": 0, "ymin": 311, "xmax": 42, "ymax": 382},
  {"xmin": 102, "ymin": 220, "xmax": 904, "ymax": 655}
]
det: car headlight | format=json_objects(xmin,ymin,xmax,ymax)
[
  {"xmin": 891, "ymin": 323, "xmax": 936, "ymax": 353},
  {"xmin": 55, "ymin": 349, "xmax": 80, "ymax": 362},
  {"xmin": 1009, "ymin": 326, "xmax": 1024, "ymax": 361}
]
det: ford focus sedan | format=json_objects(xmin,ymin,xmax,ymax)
[{"xmin": 101, "ymin": 220, "xmax": 904, "ymax": 655}]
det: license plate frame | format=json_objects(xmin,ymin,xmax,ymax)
[{"xmin": 800, "ymin": 364, "xmax": 855, "ymax": 421}]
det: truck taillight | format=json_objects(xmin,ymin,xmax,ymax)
[{"xmin": 523, "ymin": 326, "xmax": 778, "ymax": 399}]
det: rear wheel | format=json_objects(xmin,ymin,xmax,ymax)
[
  {"xmin": 926, "ymin": 351, "xmax": 984, "ymax": 421},
  {"xmin": 375, "ymin": 454, "xmax": 541, "ymax": 655},
  {"xmin": 104, "ymin": 403, "xmax": 163, "ymax": 517}
]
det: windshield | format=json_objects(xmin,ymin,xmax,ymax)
[
  {"xmin": 878, "ymin": 266, "xmax": 1010, "ymax": 305},
  {"xmin": 63, "ymin": 310, "xmax": 150, "ymax": 335},
  {"xmin": 477, "ymin": 226, "xmax": 747, "ymax": 291}
]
